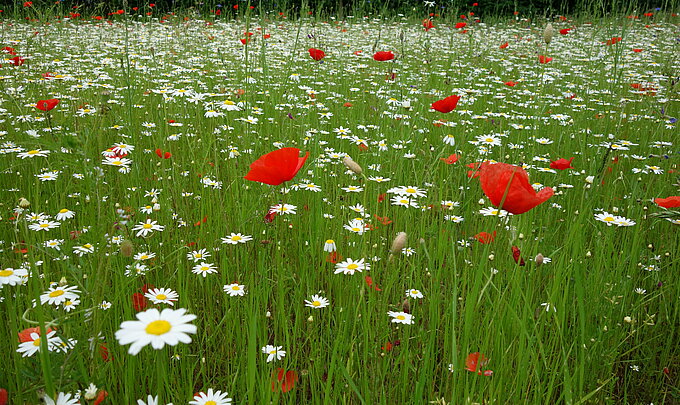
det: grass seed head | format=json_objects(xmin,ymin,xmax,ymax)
[
  {"xmin": 543, "ymin": 23, "xmax": 554, "ymax": 44},
  {"xmin": 120, "ymin": 240, "xmax": 134, "ymax": 257},
  {"xmin": 390, "ymin": 232, "xmax": 407, "ymax": 254}
]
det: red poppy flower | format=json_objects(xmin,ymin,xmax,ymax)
[
  {"xmin": 455, "ymin": 22, "xmax": 467, "ymax": 29},
  {"xmin": 422, "ymin": 19, "xmax": 434, "ymax": 31},
  {"xmin": 308, "ymin": 48, "xmax": 326, "ymax": 61},
  {"xmin": 18, "ymin": 327, "xmax": 54, "ymax": 342},
  {"xmin": 440, "ymin": 154, "xmax": 459, "ymax": 164},
  {"xmin": 559, "ymin": 28, "xmax": 571, "ymax": 35},
  {"xmin": 606, "ymin": 37, "xmax": 622, "ymax": 45},
  {"xmin": 550, "ymin": 157, "xmax": 574, "ymax": 170},
  {"xmin": 654, "ymin": 196, "xmax": 680, "ymax": 209},
  {"xmin": 0, "ymin": 388, "xmax": 7, "ymax": 405},
  {"xmin": 632, "ymin": 48, "xmax": 643, "ymax": 52},
  {"xmin": 477, "ymin": 162, "xmax": 554, "ymax": 214},
  {"xmin": 93, "ymin": 390, "xmax": 108, "ymax": 405},
  {"xmin": 373, "ymin": 51, "xmax": 394, "ymax": 61},
  {"xmin": 499, "ymin": 42, "xmax": 509, "ymax": 49},
  {"xmin": 155, "ymin": 148, "xmax": 171, "ymax": 159},
  {"xmin": 538, "ymin": 55, "xmax": 553, "ymax": 64},
  {"xmin": 35, "ymin": 98, "xmax": 59, "ymax": 111},
  {"xmin": 465, "ymin": 352, "xmax": 490, "ymax": 373},
  {"xmin": 271, "ymin": 369, "xmax": 298, "ymax": 393},
  {"xmin": 132, "ymin": 292, "xmax": 147, "ymax": 312},
  {"xmin": 244, "ymin": 147, "xmax": 309, "ymax": 186},
  {"xmin": 365, "ymin": 275, "xmax": 382, "ymax": 291},
  {"xmin": 431, "ymin": 95, "xmax": 461, "ymax": 113},
  {"xmin": 504, "ymin": 81, "xmax": 517, "ymax": 87},
  {"xmin": 474, "ymin": 231, "xmax": 496, "ymax": 244},
  {"xmin": 326, "ymin": 251, "xmax": 342, "ymax": 263},
  {"xmin": 512, "ymin": 246, "xmax": 526, "ymax": 266},
  {"xmin": 9, "ymin": 56, "xmax": 25, "ymax": 66},
  {"xmin": 1, "ymin": 46, "xmax": 16, "ymax": 55}
]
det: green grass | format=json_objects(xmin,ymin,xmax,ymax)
[{"xmin": 0, "ymin": 5, "xmax": 678, "ymax": 405}]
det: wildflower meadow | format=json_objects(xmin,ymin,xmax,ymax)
[{"xmin": 0, "ymin": 2, "xmax": 678, "ymax": 404}]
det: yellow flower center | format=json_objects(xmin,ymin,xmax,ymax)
[
  {"xmin": 312, "ymin": 301, "xmax": 321, "ymax": 306},
  {"xmin": 140, "ymin": 255, "xmax": 148, "ymax": 260},
  {"xmin": 40, "ymin": 223, "xmax": 50, "ymax": 228},
  {"xmin": 269, "ymin": 350, "xmax": 277, "ymax": 354},
  {"xmin": 27, "ymin": 150, "xmax": 39, "ymax": 155},
  {"xmin": 112, "ymin": 160, "xmax": 122, "ymax": 165},
  {"xmin": 65, "ymin": 300, "xmax": 72, "ymax": 306},
  {"xmin": 0, "ymin": 269, "xmax": 14, "ymax": 277},
  {"xmin": 49, "ymin": 290, "xmax": 65, "ymax": 297},
  {"xmin": 411, "ymin": 290, "xmax": 418, "ymax": 294},
  {"xmin": 33, "ymin": 338, "xmax": 41, "ymax": 347},
  {"xmin": 231, "ymin": 235, "xmax": 242, "ymax": 241},
  {"xmin": 603, "ymin": 216, "xmax": 615, "ymax": 222},
  {"xmin": 143, "ymin": 223, "xmax": 153, "ymax": 229},
  {"xmin": 396, "ymin": 315, "xmax": 405, "ymax": 320},
  {"xmin": 351, "ymin": 228, "xmax": 361, "ymax": 232},
  {"xmin": 205, "ymin": 401, "xmax": 217, "ymax": 405},
  {"xmin": 347, "ymin": 264, "xmax": 358, "ymax": 270},
  {"xmin": 326, "ymin": 240, "xmax": 334, "ymax": 244},
  {"xmin": 406, "ymin": 188, "xmax": 416, "ymax": 193},
  {"xmin": 59, "ymin": 209, "xmax": 69, "ymax": 214},
  {"xmin": 84, "ymin": 244, "xmax": 92, "ymax": 248},
  {"xmin": 156, "ymin": 294, "xmax": 167, "ymax": 300},
  {"xmin": 224, "ymin": 100, "xmax": 234, "ymax": 105},
  {"xmin": 145, "ymin": 320, "xmax": 171, "ymax": 335}
]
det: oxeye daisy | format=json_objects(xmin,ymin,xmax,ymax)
[
  {"xmin": 145, "ymin": 288, "xmax": 179, "ymax": 306},
  {"xmin": 0, "ymin": 267, "xmax": 28, "ymax": 287},
  {"xmin": 334, "ymin": 258, "xmax": 369, "ymax": 275},
  {"xmin": 261, "ymin": 345, "xmax": 286, "ymax": 362},
  {"xmin": 223, "ymin": 283, "xmax": 246, "ymax": 296},
  {"xmin": 43, "ymin": 392, "xmax": 80, "ymax": 405},
  {"xmin": 28, "ymin": 220, "xmax": 60, "ymax": 231},
  {"xmin": 16, "ymin": 330, "xmax": 59, "ymax": 357},
  {"xmin": 221, "ymin": 233, "xmax": 253, "ymax": 244},
  {"xmin": 40, "ymin": 285, "xmax": 80, "ymax": 306},
  {"xmin": 132, "ymin": 219, "xmax": 165, "ymax": 237},
  {"xmin": 189, "ymin": 388, "xmax": 232, "ymax": 405},
  {"xmin": 192, "ymin": 262, "xmax": 218, "ymax": 277},
  {"xmin": 388, "ymin": 311, "xmax": 414, "ymax": 325},
  {"xmin": 187, "ymin": 248, "xmax": 211, "ymax": 262},
  {"xmin": 304, "ymin": 294, "xmax": 329, "ymax": 309},
  {"xmin": 115, "ymin": 308, "xmax": 197, "ymax": 355}
]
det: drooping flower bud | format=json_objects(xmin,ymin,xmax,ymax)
[
  {"xmin": 543, "ymin": 23, "xmax": 554, "ymax": 44},
  {"xmin": 390, "ymin": 232, "xmax": 407, "ymax": 254},
  {"xmin": 342, "ymin": 156, "xmax": 363, "ymax": 175},
  {"xmin": 535, "ymin": 253, "xmax": 544, "ymax": 266},
  {"xmin": 18, "ymin": 197, "xmax": 30, "ymax": 208},
  {"xmin": 120, "ymin": 240, "xmax": 134, "ymax": 257}
]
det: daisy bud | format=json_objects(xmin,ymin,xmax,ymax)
[
  {"xmin": 390, "ymin": 232, "xmax": 408, "ymax": 254},
  {"xmin": 535, "ymin": 253, "xmax": 544, "ymax": 266},
  {"xmin": 266, "ymin": 311, "xmax": 271, "ymax": 318},
  {"xmin": 307, "ymin": 316, "xmax": 314, "ymax": 323},
  {"xmin": 623, "ymin": 316, "xmax": 632, "ymax": 323},
  {"xmin": 488, "ymin": 254, "xmax": 495, "ymax": 261},
  {"xmin": 543, "ymin": 23, "xmax": 554, "ymax": 44},
  {"xmin": 59, "ymin": 276, "xmax": 68, "ymax": 286},
  {"xmin": 18, "ymin": 197, "xmax": 30, "ymax": 208},
  {"xmin": 120, "ymin": 240, "xmax": 134, "ymax": 257},
  {"xmin": 585, "ymin": 176, "xmax": 594, "ymax": 184},
  {"xmin": 342, "ymin": 156, "xmax": 363, "ymax": 175},
  {"xmin": 586, "ymin": 251, "xmax": 592, "ymax": 258}
]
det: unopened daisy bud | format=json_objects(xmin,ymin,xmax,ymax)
[
  {"xmin": 120, "ymin": 240, "xmax": 134, "ymax": 257},
  {"xmin": 535, "ymin": 253, "xmax": 544, "ymax": 266},
  {"xmin": 58, "ymin": 276, "xmax": 68, "ymax": 286},
  {"xmin": 342, "ymin": 156, "xmax": 363, "ymax": 175},
  {"xmin": 307, "ymin": 315, "xmax": 314, "ymax": 323},
  {"xmin": 266, "ymin": 311, "xmax": 271, "ymax": 318},
  {"xmin": 488, "ymin": 254, "xmax": 495, "ymax": 261},
  {"xmin": 478, "ymin": 198, "xmax": 485, "ymax": 205},
  {"xmin": 543, "ymin": 23, "xmax": 554, "ymax": 44},
  {"xmin": 623, "ymin": 316, "xmax": 632, "ymax": 323},
  {"xmin": 586, "ymin": 251, "xmax": 592, "ymax": 258},
  {"xmin": 390, "ymin": 232, "xmax": 408, "ymax": 254},
  {"xmin": 18, "ymin": 197, "xmax": 30, "ymax": 208},
  {"xmin": 585, "ymin": 176, "xmax": 595, "ymax": 184}
]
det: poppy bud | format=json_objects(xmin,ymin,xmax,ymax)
[
  {"xmin": 120, "ymin": 240, "xmax": 134, "ymax": 257},
  {"xmin": 543, "ymin": 23, "xmax": 554, "ymax": 44},
  {"xmin": 342, "ymin": 156, "xmax": 363, "ymax": 175},
  {"xmin": 402, "ymin": 298, "xmax": 411, "ymax": 313},
  {"xmin": 18, "ymin": 197, "xmax": 30, "ymax": 208},
  {"xmin": 390, "ymin": 232, "xmax": 407, "ymax": 254},
  {"xmin": 535, "ymin": 253, "xmax": 544, "ymax": 266}
]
